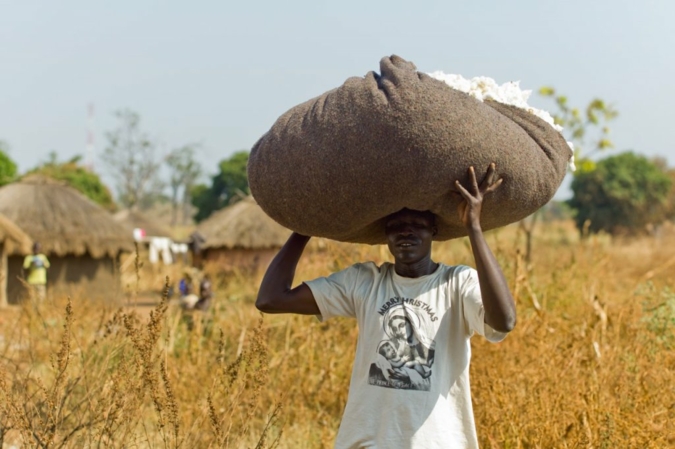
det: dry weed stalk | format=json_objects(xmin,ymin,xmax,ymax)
[
  {"xmin": 0, "ymin": 298, "xmax": 111, "ymax": 448},
  {"xmin": 206, "ymin": 317, "xmax": 283, "ymax": 448},
  {"xmin": 514, "ymin": 249, "xmax": 542, "ymax": 313}
]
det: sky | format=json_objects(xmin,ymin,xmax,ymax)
[{"xmin": 1, "ymin": 0, "xmax": 673, "ymax": 199}]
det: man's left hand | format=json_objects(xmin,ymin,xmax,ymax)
[{"xmin": 455, "ymin": 163, "xmax": 503, "ymax": 230}]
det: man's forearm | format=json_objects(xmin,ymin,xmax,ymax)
[
  {"xmin": 467, "ymin": 225, "xmax": 516, "ymax": 333},
  {"xmin": 256, "ymin": 232, "xmax": 320, "ymax": 315},
  {"xmin": 258, "ymin": 233, "xmax": 310, "ymax": 299}
]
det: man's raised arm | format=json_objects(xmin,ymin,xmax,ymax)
[
  {"xmin": 455, "ymin": 163, "xmax": 517, "ymax": 333},
  {"xmin": 255, "ymin": 232, "xmax": 320, "ymax": 315}
]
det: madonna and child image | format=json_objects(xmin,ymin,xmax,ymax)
[{"xmin": 369, "ymin": 304, "xmax": 437, "ymax": 391}]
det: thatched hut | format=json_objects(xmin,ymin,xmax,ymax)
[
  {"xmin": 0, "ymin": 176, "xmax": 134, "ymax": 302},
  {"xmin": 0, "ymin": 213, "xmax": 33, "ymax": 307},
  {"xmin": 113, "ymin": 209, "xmax": 173, "ymax": 239},
  {"xmin": 196, "ymin": 196, "xmax": 290, "ymax": 274}
]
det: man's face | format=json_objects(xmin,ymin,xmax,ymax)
[
  {"xmin": 385, "ymin": 209, "xmax": 436, "ymax": 265},
  {"xmin": 390, "ymin": 316, "xmax": 413, "ymax": 341}
]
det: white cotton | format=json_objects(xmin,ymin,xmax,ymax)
[
  {"xmin": 567, "ymin": 142, "xmax": 576, "ymax": 172},
  {"xmin": 427, "ymin": 71, "xmax": 574, "ymax": 163}
]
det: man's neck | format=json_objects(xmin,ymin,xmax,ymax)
[{"xmin": 394, "ymin": 258, "xmax": 439, "ymax": 278}]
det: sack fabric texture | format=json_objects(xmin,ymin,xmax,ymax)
[{"xmin": 248, "ymin": 55, "xmax": 572, "ymax": 244}]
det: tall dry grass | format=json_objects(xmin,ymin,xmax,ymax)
[{"xmin": 0, "ymin": 220, "xmax": 673, "ymax": 448}]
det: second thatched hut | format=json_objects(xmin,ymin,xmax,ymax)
[
  {"xmin": 0, "ymin": 175, "xmax": 134, "ymax": 302},
  {"xmin": 195, "ymin": 196, "xmax": 290, "ymax": 274},
  {"xmin": 0, "ymin": 213, "xmax": 33, "ymax": 307}
]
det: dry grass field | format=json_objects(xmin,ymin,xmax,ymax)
[{"xmin": 0, "ymin": 220, "xmax": 674, "ymax": 448}]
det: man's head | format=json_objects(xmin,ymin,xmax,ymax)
[
  {"xmin": 32, "ymin": 242, "xmax": 41, "ymax": 255},
  {"xmin": 384, "ymin": 209, "xmax": 437, "ymax": 265}
]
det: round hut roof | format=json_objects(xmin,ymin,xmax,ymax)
[
  {"xmin": 197, "ymin": 196, "xmax": 291, "ymax": 250},
  {"xmin": 0, "ymin": 213, "xmax": 33, "ymax": 255},
  {"xmin": 113, "ymin": 209, "xmax": 173, "ymax": 239},
  {"xmin": 0, "ymin": 175, "xmax": 134, "ymax": 258}
]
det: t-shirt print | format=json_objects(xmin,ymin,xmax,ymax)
[{"xmin": 368, "ymin": 301, "xmax": 437, "ymax": 391}]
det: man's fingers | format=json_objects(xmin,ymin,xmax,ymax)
[
  {"xmin": 485, "ymin": 177, "xmax": 504, "ymax": 193},
  {"xmin": 480, "ymin": 163, "xmax": 496, "ymax": 189},
  {"xmin": 487, "ymin": 163, "xmax": 497, "ymax": 186},
  {"xmin": 469, "ymin": 166, "xmax": 479, "ymax": 193},
  {"xmin": 455, "ymin": 180, "xmax": 472, "ymax": 199}
]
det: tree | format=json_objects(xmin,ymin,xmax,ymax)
[
  {"xmin": 0, "ymin": 141, "xmax": 18, "ymax": 186},
  {"xmin": 664, "ymin": 169, "xmax": 675, "ymax": 221},
  {"xmin": 539, "ymin": 87, "xmax": 619, "ymax": 171},
  {"xmin": 165, "ymin": 145, "xmax": 202, "ymax": 226},
  {"xmin": 568, "ymin": 152, "xmax": 671, "ymax": 235},
  {"xmin": 651, "ymin": 157, "xmax": 675, "ymax": 222},
  {"xmin": 192, "ymin": 150, "xmax": 249, "ymax": 222},
  {"xmin": 190, "ymin": 183, "xmax": 213, "ymax": 222},
  {"xmin": 27, "ymin": 153, "xmax": 116, "ymax": 210},
  {"xmin": 515, "ymin": 89, "xmax": 619, "ymax": 258},
  {"xmin": 102, "ymin": 110, "xmax": 162, "ymax": 209}
]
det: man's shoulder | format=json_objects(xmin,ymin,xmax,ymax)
[
  {"xmin": 438, "ymin": 263, "xmax": 474, "ymax": 273},
  {"xmin": 351, "ymin": 261, "xmax": 396, "ymax": 278},
  {"xmin": 323, "ymin": 261, "xmax": 392, "ymax": 283},
  {"xmin": 435, "ymin": 263, "xmax": 477, "ymax": 282},
  {"xmin": 348, "ymin": 263, "xmax": 474, "ymax": 280},
  {"xmin": 352, "ymin": 261, "xmax": 391, "ymax": 271}
]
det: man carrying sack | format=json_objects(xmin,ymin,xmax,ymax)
[
  {"xmin": 256, "ymin": 163, "xmax": 516, "ymax": 448},
  {"xmin": 251, "ymin": 55, "xmax": 571, "ymax": 447}
]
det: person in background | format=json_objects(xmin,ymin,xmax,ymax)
[
  {"xmin": 194, "ymin": 274, "xmax": 213, "ymax": 312},
  {"xmin": 182, "ymin": 273, "xmax": 214, "ymax": 335},
  {"xmin": 23, "ymin": 242, "xmax": 50, "ymax": 304},
  {"xmin": 179, "ymin": 271, "xmax": 200, "ymax": 310}
]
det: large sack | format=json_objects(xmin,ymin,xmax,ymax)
[{"xmin": 248, "ymin": 55, "xmax": 572, "ymax": 244}]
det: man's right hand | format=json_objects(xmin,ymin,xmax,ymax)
[{"xmin": 255, "ymin": 232, "xmax": 320, "ymax": 315}]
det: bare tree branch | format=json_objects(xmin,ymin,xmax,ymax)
[{"xmin": 102, "ymin": 109, "xmax": 162, "ymax": 209}]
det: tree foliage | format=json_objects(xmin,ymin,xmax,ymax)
[
  {"xmin": 538, "ymin": 87, "xmax": 639, "ymax": 237},
  {"xmin": 102, "ymin": 109, "xmax": 163, "ymax": 209},
  {"xmin": 165, "ymin": 144, "xmax": 202, "ymax": 226},
  {"xmin": 539, "ymin": 87, "xmax": 619, "ymax": 172},
  {"xmin": 665, "ymin": 170, "xmax": 675, "ymax": 221},
  {"xmin": 515, "ymin": 89, "xmax": 619, "ymax": 264},
  {"xmin": 568, "ymin": 152, "xmax": 671, "ymax": 235},
  {"xmin": 192, "ymin": 150, "xmax": 249, "ymax": 222},
  {"xmin": 0, "ymin": 141, "xmax": 18, "ymax": 186},
  {"xmin": 27, "ymin": 153, "xmax": 116, "ymax": 210}
]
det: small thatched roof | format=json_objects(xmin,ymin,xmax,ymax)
[
  {"xmin": 0, "ymin": 213, "xmax": 33, "ymax": 255},
  {"xmin": 113, "ymin": 209, "xmax": 173, "ymax": 238},
  {"xmin": 197, "ymin": 196, "xmax": 291, "ymax": 250},
  {"xmin": 0, "ymin": 175, "xmax": 134, "ymax": 258}
]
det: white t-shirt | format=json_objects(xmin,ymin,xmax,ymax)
[{"xmin": 305, "ymin": 262, "xmax": 507, "ymax": 449}]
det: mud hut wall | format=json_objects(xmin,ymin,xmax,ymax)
[{"xmin": 7, "ymin": 254, "xmax": 121, "ymax": 303}]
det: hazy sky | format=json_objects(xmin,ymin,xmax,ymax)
[{"xmin": 1, "ymin": 1, "xmax": 673, "ymax": 199}]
